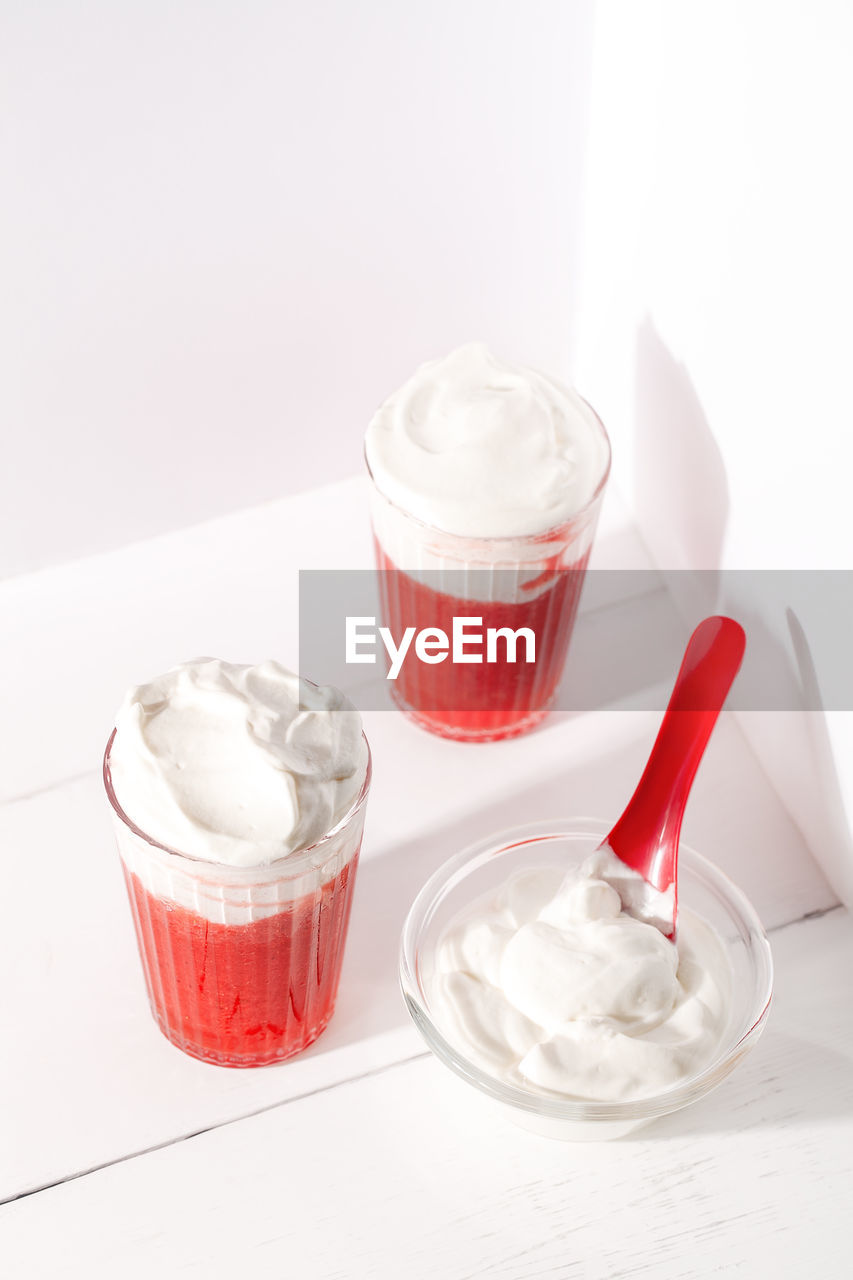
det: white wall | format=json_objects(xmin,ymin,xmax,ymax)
[
  {"xmin": 2, "ymin": 0, "xmax": 593, "ymax": 578},
  {"xmin": 573, "ymin": 0, "xmax": 853, "ymax": 903},
  {"xmin": 9, "ymin": 0, "xmax": 851, "ymax": 898}
]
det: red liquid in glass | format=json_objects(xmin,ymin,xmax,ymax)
[
  {"xmin": 123, "ymin": 857, "xmax": 358, "ymax": 1067},
  {"xmin": 375, "ymin": 544, "xmax": 591, "ymax": 740}
]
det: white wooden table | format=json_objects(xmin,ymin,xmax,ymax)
[{"xmin": 2, "ymin": 479, "xmax": 849, "ymax": 1278}]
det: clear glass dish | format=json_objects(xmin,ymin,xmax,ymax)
[{"xmin": 400, "ymin": 818, "xmax": 773, "ymax": 1140}]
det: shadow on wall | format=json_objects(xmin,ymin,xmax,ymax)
[
  {"xmin": 633, "ymin": 316, "xmax": 729, "ymax": 574},
  {"xmin": 632, "ymin": 315, "xmax": 802, "ymax": 706},
  {"xmin": 783, "ymin": 610, "xmax": 853, "ymax": 905},
  {"xmin": 632, "ymin": 317, "xmax": 852, "ymax": 908},
  {"xmin": 633, "ymin": 316, "xmax": 787, "ymax": 701}
]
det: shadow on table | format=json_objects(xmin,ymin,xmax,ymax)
[
  {"xmin": 627, "ymin": 989, "xmax": 853, "ymax": 1141},
  {"xmin": 297, "ymin": 727, "xmax": 652, "ymax": 1062}
]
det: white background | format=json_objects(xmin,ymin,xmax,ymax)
[
  {"xmin": 4, "ymin": 5, "xmax": 853, "ymax": 1273},
  {"xmin": 2, "ymin": 0, "xmax": 593, "ymax": 578},
  {"xmin": 5, "ymin": 0, "xmax": 853, "ymax": 902},
  {"xmin": 6, "ymin": 0, "xmax": 851, "ymax": 583}
]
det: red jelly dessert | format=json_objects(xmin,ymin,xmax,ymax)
[
  {"xmin": 375, "ymin": 544, "xmax": 592, "ymax": 741},
  {"xmin": 122, "ymin": 858, "xmax": 359, "ymax": 1067}
]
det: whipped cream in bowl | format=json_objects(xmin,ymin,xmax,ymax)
[{"xmin": 400, "ymin": 818, "xmax": 773, "ymax": 1140}]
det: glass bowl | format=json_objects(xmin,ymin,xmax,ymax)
[{"xmin": 399, "ymin": 818, "xmax": 773, "ymax": 1140}]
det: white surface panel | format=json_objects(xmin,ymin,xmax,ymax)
[
  {"xmin": 4, "ymin": 909, "xmax": 851, "ymax": 1279},
  {"xmin": 0, "ymin": 708, "xmax": 834, "ymax": 1202},
  {"xmin": 574, "ymin": 0, "xmax": 853, "ymax": 912},
  {"xmin": 0, "ymin": 478, "xmax": 845, "ymax": 1276},
  {"xmin": 0, "ymin": 474, "xmax": 647, "ymax": 804},
  {"xmin": 0, "ymin": 0, "xmax": 593, "ymax": 577}
]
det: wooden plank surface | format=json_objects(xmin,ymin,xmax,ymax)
[
  {"xmin": 1, "ymin": 478, "xmax": 846, "ymax": 1277},
  {"xmin": 0, "ymin": 477, "xmax": 652, "ymax": 804},
  {"xmin": 1, "ymin": 708, "xmax": 835, "ymax": 1203},
  {"xmin": 3, "ymin": 908, "xmax": 850, "ymax": 1279}
]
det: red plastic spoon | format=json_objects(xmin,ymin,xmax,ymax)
[{"xmin": 601, "ymin": 615, "xmax": 746, "ymax": 939}]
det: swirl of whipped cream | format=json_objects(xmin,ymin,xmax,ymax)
[
  {"xmin": 109, "ymin": 659, "xmax": 368, "ymax": 868},
  {"xmin": 431, "ymin": 852, "xmax": 731, "ymax": 1102},
  {"xmin": 365, "ymin": 343, "xmax": 610, "ymax": 538}
]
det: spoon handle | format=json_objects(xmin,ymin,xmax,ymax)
[{"xmin": 607, "ymin": 616, "xmax": 746, "ymax": 894}]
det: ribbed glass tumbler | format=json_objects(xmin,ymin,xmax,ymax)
[
  {"xmin": 367, "ymin": 410, "xmax": 610, "ymax": 743},
  {"xmin": 103, "ymin": 731, "xmax": 371, "ymax": 1067}
]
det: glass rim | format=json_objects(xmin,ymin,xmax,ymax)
[
  {"xmin": 399, "ymin": 817, "xmax": 774, "ymax": 1123},
  {"xmin": 103, "ymin": 727, "xmax": 373, "ymax": 873},
  {"xmin": 363, "ymin": 392, "xmax": 612, "ymax": 547}
]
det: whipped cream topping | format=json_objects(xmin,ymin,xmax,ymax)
[
  {"xmin": 109, "ymin": 659, "xmax": 368, "ymax": 868},
  {"xmin": 431, "ymin": 853, "xmax": 731, "ymax": 1102},
  {"xmin": 365, "ymin": 343, "xmax": 610, "ymax": 539}
]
